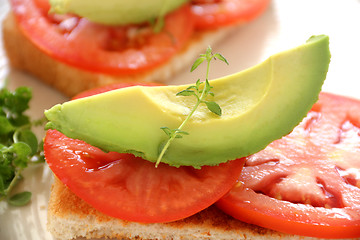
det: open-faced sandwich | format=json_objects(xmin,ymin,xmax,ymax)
[
  {"xmin": 41, "ymin": 35, "xmax": 359, "ymax": 240},
  {"xmin": 2, "ymin": 0, "xmax": 270, "ymax": 96}
]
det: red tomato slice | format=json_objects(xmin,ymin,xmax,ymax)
[
  {"xmin": 217, "ymin": 92, "xmax": 360, "ymax": 239},
  {"xmin": 44, "ymin": 83, "xmax": 245, "ymax": 223},
  {"xmin": 10, "ymin": 0, "xmax": 194, "ymax": 75},
  {"xmin": 191, "ymin": 0, "xmax": 271, "ymax": 30}
]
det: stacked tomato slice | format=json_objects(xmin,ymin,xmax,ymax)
[
  {"xmin": 10, "ymin": 0, "xmax": 270, "ymax": 75},
  {"xmin": 11, "ymin": 0, "xmax": 194, "ymax": 74},
  {"xmin": 217, "ymin": 92, "xmax": 360, "ymax": 238},
  {"xmin": 191, "ymin": 0, "xmax": 271, "ymax": 30}
]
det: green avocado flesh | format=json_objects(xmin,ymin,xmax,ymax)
[
  {"xmin": 45, "ymin": 35, "xmax": 330, "ymax": 167},
  {"xmin": 49, "ymin": 0, "xmax": 189, "ymax": 25}
]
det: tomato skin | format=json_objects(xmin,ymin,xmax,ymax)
[
  {"xmin": 191, "ymin": 0, "xmax": 271, "ymax": 30},
  {"xmin": 44, "ymin": 83, "xmax": 245, "ymax": 223},
  {"xmin": 217, "ymin": 92, "xmax": 360, "ymax": 239},
  {"xmin": 44, "ymin": 130, "xmax": 245, "ymax": 223},
  {"xmin": 10, "ymin": 0, "xmax": 194, "ymax": 75},
  {"xmin": 217, "ymin": 186, "xmax": 360, "ymax": 239}
]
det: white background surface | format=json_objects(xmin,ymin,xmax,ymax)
[{"xmin": 0, "ymin": 0, "xmax": 359, "ymax": 239}]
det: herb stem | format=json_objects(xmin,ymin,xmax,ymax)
[
  {"xmin": 156, "ymin": 46, "xmax": 227, "ymax": 167},
  {"xmin": 13, "ymin": 128, "xmax": 21, "ymax": 143},
  {"xmin": 4, "ymin": 169, "xmax": 22, "ymax": 196},
  {"xmin": 205, "ymin": 57, "xmax": 211, "ymax": 82},
  {"xmin": 155, "ymin": 138, "xmax": 172, "ymax": 167},
  {"xmin": 156, "ymin": 58, "xmax": 212, "ymax": 167},
  {"xmin": 155, "ymin": 97, "xmax": 202, "ymax": 168}
]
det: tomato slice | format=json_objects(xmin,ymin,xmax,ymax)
[
  {"xmin": 10, "ymin": 0, "xmax": 194, "ymax": 75},
  {"xmin": 191, "ymin": 0, "xmax": 271, "ymax": 30},
  {"xmin": 217, "ymin": 92, "xmax": 360, "ymax": 239},
  {"xmin": 44, "ymin": 83, "xmax": 245, "ymax": 223}
]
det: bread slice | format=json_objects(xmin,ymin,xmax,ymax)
[
  {"xmin": 48, "ymin": 177, "xmax": 341, "ymax": 240},
  {"xmin": 2, "ymin": 12, "xmax": 236, "ymax": 97}
]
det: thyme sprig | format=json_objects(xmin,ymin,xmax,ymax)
[{"xmin": 156, "ymin": 46, "xmax": 228, "ymax": 167}]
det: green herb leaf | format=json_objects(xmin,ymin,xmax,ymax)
[
  {"xmin": 11, "ymin": 142, "xmax": 31, "ymax": 169},
  {"xmin": 0, "ymin": 87, "xmax": 31, "ymax": 115},
  {"xmin": 160, "ymin": 127, "xmax": 172, "ymax": 137},
  {"xmin": 174, "ymin": 129, "xmax": 189, "ymax": 138},
  {"xmin": 191, "ymin": 57, "xmax": 205, "ymax": 72},
  {"xmin": 18, "ymin": 130, "xmax": 38, "ymax": 155},
  {"xmin": 214, "ymin": 53, "xmax": 229, "ymax": 65},
  {"xmin": 176, "ymin": 90, "xmax": 196, "ymax": 97},
  {"xmin": 10, "ymin": 142, "xmax": 32, "ymax": 157},
  {"xmin": 0, "ymin": 175, "xmax": 5, "ymax": 194},
  {"xmin": 8, "ymin": 191, "xmax": 32, "ymax": 206},
  {"xmin": 195, "ymin": 79, "xmax": 202, "ymax": 89},
  {"xmin": 205, "ymin": 101, "xmax": 222, "ymax": 116},
  {"xmin": 160, "ymin": 127, "xmax": 189, "ymax": 139},
  {"xmin": 10, "ymin": 115, "xmax": 30, "ymax": 128},
  {"xmin": 0, "ymin": 116, "xmax": 15, "ymax": 135},
  {"xmin": 0, "ymin": 158, "xmax": 13, "ymax": 185},
  {"xmin": 206, "ymin": 45, "xmax": 212, "ymax": 57},
  {"xmin": 204, "ymin": 79, "xmax": 212, "ymax": 94}
]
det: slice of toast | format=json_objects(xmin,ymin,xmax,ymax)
[
  {"xmin": 2, "ymin": 12, "xmax": 236, "ymax": 97},
  {"xmin": 48, "ymin": 177, "xmax": 337, "ymax": 240}
]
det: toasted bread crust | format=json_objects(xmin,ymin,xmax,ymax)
[
  {"xmin": 2, "ymin": 12, "xmax": 235, "ymax": 97},
  {"xmin": 48, "ymin": 177, "xmax": 342, "ymax": 240}
]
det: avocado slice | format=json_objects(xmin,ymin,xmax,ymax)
[
  {"xmin": 45, "ymin": 35, "xmax": 330, "ymax": 168},
  {"xmin": 49, "ymin": 0, "xmax": 189, "ymax": 25}
]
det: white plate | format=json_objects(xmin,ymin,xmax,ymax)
[{"xmin": 0, "ymin": 0, "xmax": 359, "ymax": 240}]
